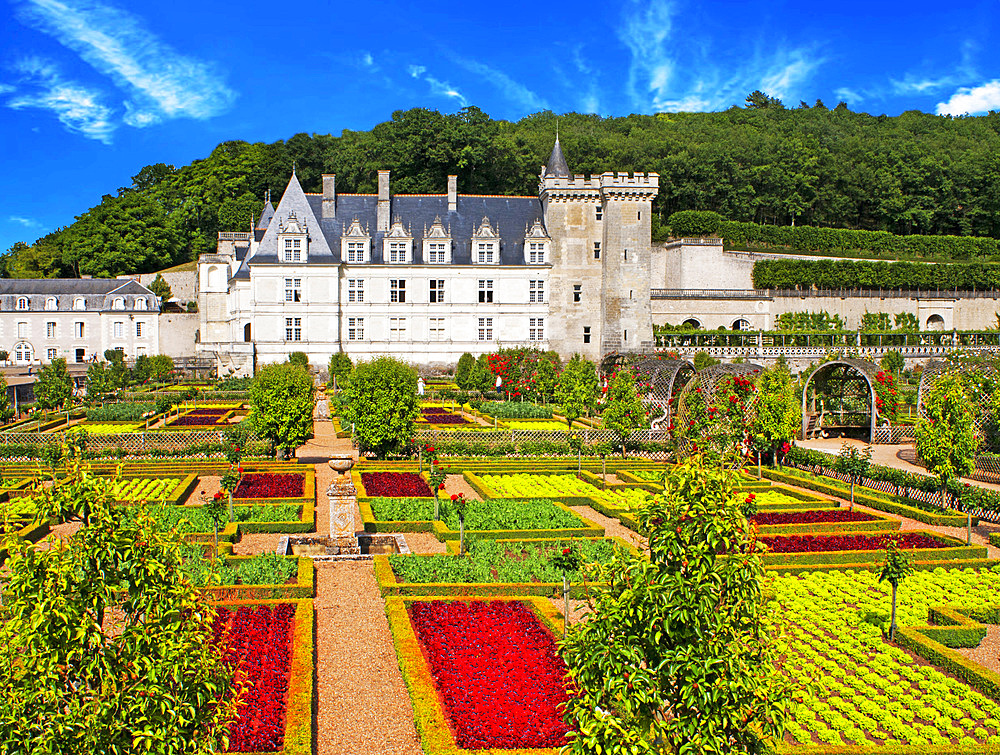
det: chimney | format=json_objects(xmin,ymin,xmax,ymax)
[
  {"xmin": 447, "ymin": 175, "xmax": 457, "ymax": 213},
  {"xmin": 377, "ymin": 170, "xmax": 390, "ymax": 232},
  {"xmin": 322, "ymin": 174, "xmax": 336, "ymax": 219}
]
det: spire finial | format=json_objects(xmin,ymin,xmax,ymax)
[{"xmin": 292, "ymin": 162, "xmax": 297, "ymax": 178}]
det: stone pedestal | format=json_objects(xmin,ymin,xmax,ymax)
[{"xmin": 328, "ymin": 456, "xmax": 357, "ymax": 539}]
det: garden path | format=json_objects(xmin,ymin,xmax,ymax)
[{"xmin": 297, "ymin": 420, "xmax": 424, "ymax": 755}]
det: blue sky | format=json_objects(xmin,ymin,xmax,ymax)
[{"xmin": 0, "ymin": 0, "xmax": 997, "ymax": 256}]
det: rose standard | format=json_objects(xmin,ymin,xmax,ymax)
[{"xmin": 552, "ymin": 544, "xmax": 581, "ymax": 637}]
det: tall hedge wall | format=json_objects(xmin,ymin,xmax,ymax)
[
  {"xmin": 721, "ymin": 221, "xmax": 1000, "ymax": 261},
  {"xmin": 751, "ymin": 258, "xmax": 1000, "ymax": 291}
]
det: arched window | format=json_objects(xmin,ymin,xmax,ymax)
[
  {"xmin": 207, "ymin": 266, "xmax": 224, "ymax": 290},
  {"xmin": 134, "ymin": 297, "xmax": 147, "ymax": 310},
  {"xmin": 732, "ymin": 319, "xmax": 752, "ymax": 331},
  {"xmin": 73, "ymin": 297, "xmax": 86, "ymax": 310},
  {"xmin": 112, "ymin": 297, "xmax": 125, "ymax": 310},
  {"xmin": 14, "ymin": 342, "xmax": 32, "ymax": 363},
  {"xmin": 926, "ymin": 314, "xmax": 945, "ymax": 331},
  {"xmin": 244, "ymin": 323, "xmax": 251, "ymax": 342},
  {"xmin": 45, "ymin": 297, "xmax": 57, "ymax": 310},
  {"xmin": 16, "ymin": 297, "xmax": 28, "ymax": 310},
  {"xmin": 682, "ymin": 318, "xmax": 702, "ymax": 329}
]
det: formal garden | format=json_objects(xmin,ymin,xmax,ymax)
[{"xmin": 4, "ymin": 346, "xmax": 1000, "ymax": 753}]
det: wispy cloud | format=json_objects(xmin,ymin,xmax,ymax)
[
  {"xmin": 361, "ymin": 52, "xmax": 376, "ymax": 70},
  {"xmin": 9, "ymin": 215, "xmax": 42, "ymax": 229},
  {"xmin": 936, "ymin": 80, "xmax": 1000, "ymax": 115},
  {"xmin": 834, "ymin": 87, "xmax": 864, "ymax": 106},
  {"xmin": 408, "ymin": 64, "xmax": 467, "ymax": 107},
  {"xmin": 15, "ymin": 0, "xmax": 235, "ymax": 127},
  {"xmin": 891, "ymin": 75, "xmax": 957, "ymax": 95},
  {"xmin": 0, "ymin": 84, "xmax": 14, "ymax": 95},
  {"xmin": 6, "ymin": 57, "xmax": 116, "ymax": 142},
  {"xmin": 618, "ymin": 0, "xmax": 822, "ymax": 112},
  {"xmin": 572, "ymin": 46, "xmax": 600, "ymax": 113},
  {"xmin": 452, "ymin": 57, "xmax": 547, "ymax": 111}
]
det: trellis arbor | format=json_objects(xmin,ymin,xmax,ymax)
[
  {"xmin": 675, "ymin": 363, "xmax": 763, "ymax": 466},
  {"xmin": 599, "ymin": 354, "xmax": 696, "ymax": 430},
  {"xmin": 801, "ymin": 358, "xmax": 882, "ymax": 443},
  {"xmin": 918, "ymin": 357, "xmax": 1000, "ymax": 448}
]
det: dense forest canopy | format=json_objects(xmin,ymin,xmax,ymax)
[{"xmin": 7, "ymin": 98, "xmax": 1000, "ymax": 279}]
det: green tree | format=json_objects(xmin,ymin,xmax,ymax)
[
  {"xmin": 147, "ymin": 354, "xmax": 175, "ymax": 382},
  {"xmin": 602, "ymin": 369, "xmax": 648, "ymax": 457},
  {"xmin": 880, "ymin": 349, "xmax": 905, "ymax": 375},
  {"xmin": 34, "ymin": 358, "xmax": 73, "ymax": 411},
  {"xmin": 287, "ymin": 352, "xmax": 309, "ymax": 370},
  {"xmin": 877, "ymin": 535, "xmax": 914, "ymax": 642},
  {"xmin": 554, "ymin": 354, "xmax": 599, "ymax": 429},
  {"xmin": 248, "ymin": 362, "xmax": 315, "ymax": 457},
  {"xmin": 693, "ymin": 351, "xmax": 719, "ymax": 370},
  {"xmin": 751, "ymin": 363, "xmax": 800, "ymax": 467},
  {"xmin": 103, "ymin": 349, "xmax": 129, "ymax": 390},
  {"xmin": 148, "ymin": 273, "xmax": 173, "ymax": 303},
  {"xmin": 532, "ymin": 355, "xmax": 558, "ymax": 403},
  {"xmin": 454, "ymin": 353, "xmax": 475, "ymax": 389},
  {"xmin": 0, "ymin": 373, "xmax": 13, "ymax": 424},
  {"xmin": 561, "ymin": 457, "xmax": 792, "ymax": 755},
  {"xmin": 915, "ymin": 374, "xmax": 977, "ymax": 523},
  {"xmin": 342, "ymin": 357, "xmax": 419, "ymax": 458},
  {"xmin": 834, "ymin": 442, "xmax": 872, "ymax": 508},
  {"xmin": 85, "ymin": 361, "xmax": 114, "ymax": 404},
  {"xmin": 0, "ymin": 463, "xmax": 238, "ymax": 752},
  {"xmin": 327, "ymin": 352, "xmax": 353, "ymax": 391}
]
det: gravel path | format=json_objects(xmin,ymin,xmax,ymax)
[
  {"xmin": 444, "ymin": 472, "xmax": 480, "ymax": 501},
  {"xmin": 955, "ymin": 624, "xmax": 1000, "ymax": 674}
]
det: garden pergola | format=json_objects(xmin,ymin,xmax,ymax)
[
  {"xmin": 800, "ymin": 358, "xmax": 881, "ymax": 443},
  {"xmin": 599, "ymin": 354, "xmax": 696, "ymax": 430}
]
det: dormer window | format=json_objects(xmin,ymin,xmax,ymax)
[
  {"xmin": 383, "ymin": 220, "xmax": 413, "ymax": 264},
  {"xmin": 341, "ymin": 218, "xmax": 370, "ymax": 263},
  {"xmin": 73, "ymin": 297, "xmax": 86, "ymax": 310},
  {"xmin": 134, "ymin": 297, "xmax": 147, "ymax": 310},
  {"xmin": 423, "ymin": 216, "xmax": 452, "ymax": 264},
  {"xmin": 279, "ymin": 212, "xmax": 308, "ymax": 263},
  {"xmin": 524, "ymin": 218, "xmax": 550, "ymax": 265},
  {"xmin": 112, "ymin": 297, "xmax": 125, "ymax": 310},
  {"xmin": 16, "ymin": 297, "xmax": 28, "ymax": 310},
  {"xmin": 45, "ymin": 297, "xmax": 57, "ymax": 310},
  {"xmin": 472, "ymin": 217, "xmax": 500, "ymax": 266}
]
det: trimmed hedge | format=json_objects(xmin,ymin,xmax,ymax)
[
  {"xmin": 204, "ymin": 557, "xmax": 314, "ymax": 601},
  {"xmin": 754, "ymin": 530, "xmax": 984, "ymax": 567},
  {"xmin": 764, "ymin": 557, "xmax": 999, "ymax": 575},
  {"xmin": 754, "ymin": 510, "xmax": 900, "ymax": 536}
]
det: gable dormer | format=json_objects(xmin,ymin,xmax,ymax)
[
  {"xmin": 423, "ymin": 216, "xmax": 452, "ymax": 264},
  {"xmin": 524, "ymin": 218, "xmax": 550, "ymax": 264},
  {"xmin": 383, "ymin": 219, "xmax": 413, "ymax": 264},
  {"xmin": 341, "ymin": 218, "xmax": 371, "ymax": 263},
  {"xmin": 472, "ymin": 216, "xmax": 500, "ymax": 265},
  {"xmin": 278, "ymin": 211, "xmax": 308, "ymax": 263}
]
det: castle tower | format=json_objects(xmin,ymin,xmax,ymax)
[{"xmin": 539, "ymin": 137, "xmax": 658, "ymax": 361}]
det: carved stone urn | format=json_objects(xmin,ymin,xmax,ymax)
[{"xmin": 328, "ymin": 455, "xmax": 355, "ymax": 476}]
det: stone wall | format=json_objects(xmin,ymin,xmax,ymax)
[
  {"xmin": 139, "ymin": 269, "xmax": 197, "ymax": 306},
  {"xmin": 158, "ymin": 313, "xmax": 199, "ymax": 357}
]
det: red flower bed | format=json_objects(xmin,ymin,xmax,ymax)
[
  {"xmin": 753, "ymin": 509, "xmax": 877, "ymax": 526},
  {"xmin": 421, "ymin": 407, "xmax": 451, "ymax": 415},
  {"xmin": 361, "ymin": 471, "xmax": 432, "ymax": 497},
  {"xmin": 187, "ymin": 409, "xmax": 229, "ymax": 417},
  {"xmin": 408, "ymin": 600, "xmax": 571, "ymax": 749},
  {"xmin": 216, "ymin": 603, "xmax": 295, "ymax": 752},
  {"xmin": 234, "ymin": 473, "xmax": 304, "ymax": 498},
  {"xmin": 761, "ymin": 532, "xmax": 949, "ymax": 553},
  {"xmin": 420, "ymin": 410, "xmax": 470, "ymax": 425}
]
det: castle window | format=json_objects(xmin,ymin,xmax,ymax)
[
  {"xmin": 429, "ymin": 279, "xmax": 445, "ymax": 303},
  {"xmin": 136, "ymin": 321, "xmax": 145, "ymax": 338},
  {"xmin": 47, "ymin": 348, "xmax": 58, "ymax": 361},
  {"xmin": 46, "ymin": 322, "xmax": 56, "ymax": 339},
  {"xmin": 624, "ymin": 249, "xmax": 628, "ymax": 262},
  {"xmin": 583, "ymin": 326, "xmax": 591, "ymax": 344},
  {"xmin": 284, "ymin": 278, "xmax": 302, "ymax": 303},
  {"xmin": 73, "ymin": 297, "xmax": 86, "ymax": 310},
  {"xmin": 593, "ymin": 242, "xmax": 601, "ymax": 260},
  {"xmin": 638, "ymin": 211, "xmax": 641, "ymax": 220},
  {"xmin": 17, "ymin": 322, "xmax": 27, "ymax": 338},
  {"xmin": 283, "ymin": 238, "xmax": 302, "ymax": 262},
  {"xmin": 390, "ymin": 279, "xmax": 406, "ymax": 303},
  {"xmin": 348, "ymin": 279, "xmax": 364, "ymax": 303},
  {"xmin": 75, "ymin": 322, "xmax": 84, "ymax": 338},
  {"xmin": 528, "ymin": 242, "xmax": 546, "ymax": 264},
  {"xmin": 45, "ymin": 297, "xmax": 57, "ymax": 310},
  {"xmin": 285, "ymin": 317, "xmax": 302, "ymax": 341},
  {"xmin": 478, "ymin": 279, "xmax": 493, "ymax": 303},
  {"xmin": 427, "ymin": 242, "xmax": 448, "ymax": 264},
  {"xmin": 134, "ymin": 298, "xmax": 147, "ymax": 310},
  {"xmin": 477, "ymin": 242, "xmax": 496, "ymax": 264},
  {"xmin": 478, "ymin": 317, "xmax": 493, "ymax": 341},
  {"xmin": 388, "ymin": 241, "xmax": 408, "ymax": 264},
  {"xmin": 529, "ymin": 318, "xmax": 544, "ymax": 341},
  {"xmin": 348, "ymin": 317, "xmax": 364, "ymax": 341},
  {"xmin": 529, "ymin": 280, "xmax": 544, "ymax": 304},
  {"xmin": 16, "ymin": 297, "xmax": 28, "ymax": 310},
  {"xmin": 623, "ymin": 329, "xmax": 628, "ymax": 343},
  {"xmin": 573, "ymin": 285, "xmax": 582, "ymax": 303},
  {"xmin": 14, "ymin": 342, "xmax": 32, "ymax": 363},
  {"xmin": 429, "ymin": 317, "xmax": 445, "ymax": 341},
  {"xmin": 596, "ymin": 206, "xmax": 603, "ymax": 221},
  {"xmin": 389, "ymin": 317, "xmax": 408, "ymax": 341},
  {"xmin": 112, "ymin": 297, "xmax": 125, "ymax": 310},
  {"xmin": 113, "ymin": 321, "xmax": 123, "ymax": 339},
  {"xmin": 347, "ymin": 241, "xmax": 366, "ymax": 263}
]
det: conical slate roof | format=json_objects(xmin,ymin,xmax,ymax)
[{"xmin": 544, "ymin": 136, "xmax": 570, "ymax": 178}]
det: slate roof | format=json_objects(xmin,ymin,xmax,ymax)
[
  {"xmin": 245, "ymin": 174, "xmax": 548, "ymax": 267},
  {"xmin": 0, "ymin": 278, "xmax": 159, "ymax": 312},
  {"xmin": 544, "ymin": 136, "xmax": 570, "ymax": 178}
]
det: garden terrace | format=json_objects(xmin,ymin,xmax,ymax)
[
  {"xmin": 385, "ymin": 597, "xmax": 570, "ymax": 752},
  {"xmin": 357, "ymin": 471, "xmax": 433, "ymax": 498}
]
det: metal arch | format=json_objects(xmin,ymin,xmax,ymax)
[
  {"xmin": 629, "ymin": 357, "xmax": 696, "ymax": 429},
  {"xmin": 917, "ymin": 355, "xmax": 1000, "ymax": 441},
  {"xmin": 800, "ymin": 358, "xmax": 881, "ymax": 443}
]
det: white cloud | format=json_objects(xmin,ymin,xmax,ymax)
[
  {"xmin": 15, "ymin": 0, "xmax": 235, "ymax": 124},
  {"xmin": 453, "ymin": 57, "xmax": 547, "ymax": 111},
  {"xmin": 361, "ymin": 52, "xmax": 376, "ymax": 70},
  {"xmin": 834, "ymin": 87, "xmax": 864, "ymax": 105},
  {"xmin": 891, "ymin": 76, "xmax": 955, "ymax": 95},
  {"xmin": 936, "ymin": 80, "xmax": 1000, "ymax": 115},
  {"xmin": 572, "ymin": 46, "xmax": 600, "ymax": 113},
  {"xmin": 0, "ymin": 84, "xmax": 14, "ymax": 94},
  {"xmin": 407, "ymin": 64, "xmax": 466, "ymax": 107},
  {"xmin": 9, "ymin": 215, "xmax": 42, "ymax": 229},
  {"xmin": 618, "ymin": 0, "xmax": 822, "ymax": 112},
  {"xmin": 7, "ymin": 57, "xmax": 116, "ymax": 142}
]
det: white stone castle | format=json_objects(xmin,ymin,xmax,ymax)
[{"xmin": 197, "ymin": 138, "xmax": 659, "ymax": 373}]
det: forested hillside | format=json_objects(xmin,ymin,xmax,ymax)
[{"xmin": 8, "ymin": 100, "xmax": 1000, "ymax": 278}]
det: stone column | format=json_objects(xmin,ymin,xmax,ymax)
[{"xmin": 328, "ymin": 456, "xmax": 357, "ymax": 538}]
